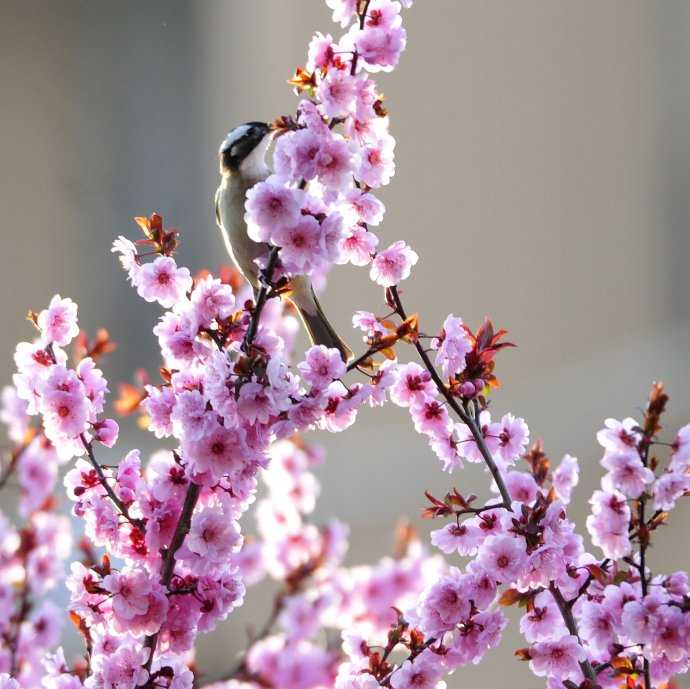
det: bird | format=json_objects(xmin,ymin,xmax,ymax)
[{"xmin": 214, "ymin": 121, "xmax": 353, "ymax": 362}]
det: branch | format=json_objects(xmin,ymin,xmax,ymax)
[
  {"xmin": 549, "ymin": 584, "xmax": 597, "ymax": 682},
  {"xmin": 241, "ymin": 246, "xmax": 280, "ymax": 355},
  {"xmin": 380, "ymin": 636, "xmax": 438, "ymax": 687},
  {"xmin": 80, "ymin": 434, "xmax": 142, "ymax": 530},
  {"xmin": 387, "ymin": 286, "xmax": 600, "ymax": 681},
  {"xmin": 388, "ymin": 286, "xmax": 512, "ymax": 507},
  {"xmin": 140, "ymin": 481, "xmax": 201, "ymax": 683}
]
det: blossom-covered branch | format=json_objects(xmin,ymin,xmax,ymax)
[{"xmin": 1, "ymin": 3, "xmax": 689, "ymax": 689}]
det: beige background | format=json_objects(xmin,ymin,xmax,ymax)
[{"xmin": 1, "ymin": 1, "xmax": 689, "ymax": 687}]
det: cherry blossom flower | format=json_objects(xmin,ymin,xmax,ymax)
[
  {"xmin": 37, "ymin": 295, "xmax": 79, "ymax": 347},
  {"xmin": 477, "ymin": 534, "xmax": 527, "ymax": 584},
  {"xmin": 430, "ymin": 521, "xmax": 482, "ymax": 556},
  {"xmin": 596, "ymin": 417, "xmax": 641, "ymax": 454},
  {"xmin": 390, "ymin": 362, "xmax": 434, "ymax": 407},
  {"xmin": 298, "ymin": 345, "xmax": 347, "ymax": 390},
  {"xmin": 601, "ymin": 451, "xmax": 654, "ymax": 498},
  {"xmin": 529, "ymin": 634, "xmax": 585, "ymax": 680},
  {"xmin": 135, "ymin": 256, "xmax": 192, "ymax": 308},
  {"xmin": 390, "ymin": 650, "xmax": 445, "ymax": 689},
  {"xmin": 245, "ymin": 179, "xmax": 303, "ymax": 242}
]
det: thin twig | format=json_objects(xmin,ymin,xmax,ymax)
[
  {"xmin": 241, "ymin": 246, "xmax": 280, "ymax": 355},
  {"xmin": 388, "ymin": 286, "xmax": 600, "ymax": 680},
  {"xmin": 80, "ymin": 434, "xmax": 142, "ymax": 529},
  {"xmin": 140, "ymin": 481, "xmax": 201, "ymax": 683},
  {"xmin": 549, "ymin": 584, "xmax": 597, "ymax": 682},
  {"xmin": 388, "ymin": 286, "xmax": 512, "ymax": 507}
]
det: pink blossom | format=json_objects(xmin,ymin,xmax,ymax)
[
  {"xmin": 245, "ymin": 179, "xmax": 303, "ymax": 242},
  {"xmin": 430, "ymin": 432, "xmax": 463, "ymax": 472},
  {"xmin": 596, "ymin": 417, "xmax": 641, "ymax": 454},
  {"xmin": 171, "ymin": 388, "xmax": 211, "ymax": 441},
  {"xmin": 358, "ymin": 133, "xmax": 396, "ymax": 188},
  {"xmin": 1, "ymin": 384, "xmax": 29, "ymax": 443},
  {"xmin": 586, "ymin": 490, "xmax": 631, "ymax": 560},
  {"xmin": 352, "ymin": 311, "xmax": 386, "ymax": 340},
  {"xmin": 238, "ymin": 381, "xmax": 277, "ymax": 425},
  {"xmin": 343, "ymin": 189, "xmax": 385, "ymax": 226},
  {"xmin": 326, "ymin": 0, "xmax": 357, "ymax": 27},
  {"xmin": 141, "ymin": 384, "xmax": 175, "ymax": 438},
  {"xmin": 273, "ymin": 216, "xmax": 323, "ymax": 273},
  {"xmin": 417, "ymin": 567, "xmax": 472, "ymax": 636},
  {"xmin": 39, "ymin": 373, "xmax": 89, "ymax": 441},
  {"xmin": 520, "ymin": 591, "xmax": 567, "ymax": 642},
  {"xmin": 37, "ymin": 295, "xmax": 79, "ymax": 347},
  {"xmin": 430, "ymin": 521, "xmax": 482, "ymax": 556},
  {"xmin": 299, "ymin": 345, "xmax": 347, "ymax": 390},
  {"xmin": 432, "ymin": 315, "xmax": 471, "ymax": 378},
  {"xmin": 93, "ymin": 418, "xmax": 119, "ymax": 447},
  {"xmin": 365, "ymin": 0, "xmax": 403, "ymax": 32},
  {"xmin": 410, "ymin": 397, "xmax": 451, "ymax": 437},
  {"xmin": 505, "ymin": 471, "xmax": 538, "ymax": 504},
  {"xmin": 111, "ymin": 235, "xmax": 139, "ymax": 281},
  {"xmin": 18, "ymin": 443, "xmax": 57, "ymax": 516},
  {"xmin": 100, "ymin": 642, "xmax": 150, "ymax": 689},
  {"xmin": 620, "ymin": 593, "xmax": 665, "ymax": 644},
  {"xmin": 135, "ymin": 255, "xmax": 192, "ymax": 308},
  {"xmin": 356, "ymin": 25, "xmax": 407, "ymax": 71},
  {"xmin": 670, "ymin": 422, "xmax": 690, "ymax": 472},
  {"xmin": 444, "ymin": 609, "xmax": 507, "ymax": 668},
  {"xmin": 102, "ymin": 567, "xmax": 154, "ymax": 621},
  {"xmin": 115, "ymin": 449, "xmax": 141, "ymax": 504},
  {"xmin": 186, "ymin": 506, "xmax": 242, "ymax": 566},
  {"xmin": 318, "ymin": 69, "xmax": 359, "ymax": 118},
  {"xmin": 529, "ymin": 634, "xmax": 585, "ymax": 680},
  {"xmin": 76, "ymin": 357, "xmax": 108, "ymax": 415},
  {"xmin": 495, "ymin": 413, "xmax": 529, "ymax": 465},
  {"xmin": 552, "ymin": 454, "xmax": 579, "ymax": 504},
  {"xmin": 390, "ymin": 362, "xmax": 434, "ymax": 407},
  {"xmin": 390, "ymin": 649, "xmax": 445, "ymax": 689},
  {"xmin": 520, "ymin": 545, "xmax": 565, "ymax": 589},
  {"xmin": 182, "ymin": 420, "xmax": 249, "ymax": 483},
  {"xmin": 274, "ymin": 128, "xmax": 322, "ymax": 182},
  {"xmin": 648, "ymin": 606, "xmax": 688, "ymax": 662},
  {"xmin": 339, "ymin": 226, "xmax": 379, "ymax": 266},
  {"xmin": 653, "ymin": 471, "xmax": 690, "ymax": 511},
  {"xmin": 579, "ymin": 599, "xmax": 617, "ymax": 649},
  {"xmin": 190, "ymin": 275, "xmax": 236, "ymax": 327},
  {"xmin": 307, "ymin": 32, "xmax": 335, "ymax": 71},
  {"xmin": 601, "ymin": 450, "xmax": 654, "ymax": 498},
  {"xmin": 314, "ymin": 135, "xmax": 354, "ymax": 191},
  {"xmin": 476, "ymin": 534, "xmax": 527, "ymax": 584},
  {"xmin": 153, "ymin": 310, "xmax": 204, "ymax": 366}
]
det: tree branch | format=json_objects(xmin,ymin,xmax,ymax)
[
  {"xmin": 241, "ymin": 246, "xmax": 280, "ymax": 355},
  {"xmin": 140, "ymin": 481, "xmax": 201, "ymax": 683},
  {"xmin": 549, "ymin": 584, "xmax": 597, "ymax": 682},
  {"xmin": 80, "ymin": 434, "xmax": 142, "ymax": 530},
  {"xmin": 388, "ymin": 286, "xmax": 511, "ymax": 507}
]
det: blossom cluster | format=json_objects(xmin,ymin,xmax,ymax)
[
  {"xmin": 241, "ymin": 0, "xmax": 417, "ymax": 288},
  {"xmin": 0, "ymin": 2, "xmax": 688, "ymax": 689},
  {"xmin": 205, "ymin": 438, "xmax": 443, "ymax": 689}
]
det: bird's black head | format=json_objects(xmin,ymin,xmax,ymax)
[{"xmin": 219, "ymin": 121, "xmax": 272, "ymax": 174}]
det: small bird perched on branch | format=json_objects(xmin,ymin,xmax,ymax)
[{"xmin": 215, "ymin": 121, "xmax": 352, "ymax": 361}]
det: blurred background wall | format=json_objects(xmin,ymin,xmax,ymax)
[{"xmin": 1, "ymin": 1, "xmax": 689, "ymax": 687}]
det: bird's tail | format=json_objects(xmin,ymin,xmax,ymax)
[{"xmin": 288, "ymin": 276, "xmax": 353, "ymax": 363}]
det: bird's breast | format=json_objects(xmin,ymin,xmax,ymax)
[{"xmin": 216, "ymin": 175, "xmax": 269, "ymax": 289}]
